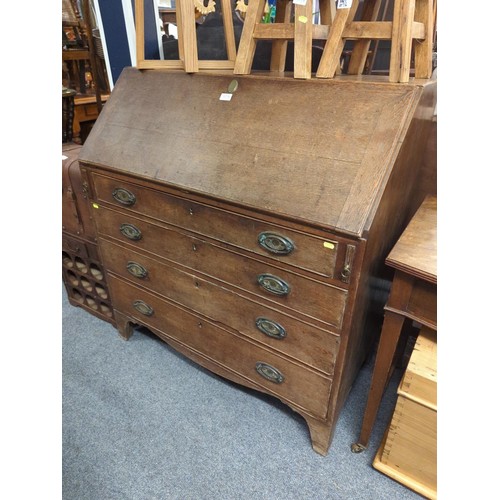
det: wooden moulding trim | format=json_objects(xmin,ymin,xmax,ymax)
[{"xmin": 137, "ymin": 60, "xmax": 236, "ymax": 70}]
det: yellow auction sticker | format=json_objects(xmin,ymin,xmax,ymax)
[
  {"xmin": 298, "ymin": 15, "xmax": 308, "ymax": 23},
  {"xmin": 92, "ymin": 203, "xmax": 99, "ymax": 209},
  {"xmin": 323, "ymin": 242, "xmax": 335, "ymax": 250}
]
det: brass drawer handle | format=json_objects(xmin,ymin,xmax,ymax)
[
  {"xmin": 126, "ymin": 261, "xmax": 148, "ymax": 279},
  {"xmin": 120, "ymin": 223, "xmax": 142, "ymax": 241},
  {"xmin": 133, "ymin": 300, "xmax": 154, "ymax": 316},
  {"xmin": 257, "ymin": 273, "xmax": 290, "ymax": 296},
  {"xmin": 255, "ymin": 362, "xmax": 284, "ymax": 384},
  {"xmin": 112, "ymin": 187, "xmax": 136, "ymax": 206},
  {"xmin": 341, "ymin": 244, "xmax": 356, "ymax": 284},
  {"xmin": 258, "ymin": 232, "xmax": 294, "ymax": 255},
  {"xmin": 255, "ymin": 317, "xmax": 287, "ymax": 340}
]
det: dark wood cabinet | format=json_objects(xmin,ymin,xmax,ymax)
[{"xmin": 79, "ymin": 68, "xmax": 436, "ymax": 455}]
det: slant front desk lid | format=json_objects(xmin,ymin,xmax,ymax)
[{"xmin": 80, "ymin": 68, "xmax": 435, "ymax": 237}]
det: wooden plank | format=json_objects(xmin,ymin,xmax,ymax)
[
  {"xmin": 414, "ymin": 0, "xmax": 433, "ymax": 78},
  {"xmin": 270, "ymin": 0, "xmax": 292, "ymax": 71},
  {"xmin": 137, "ymin": 60, "xmax": 236, "ymax": 70},
  {"xmin": 319, "ymin": 0, "xmax": 336, "ymax": 25},
  {"xmin": 253, "ymin": 23, "xmax": 329, "ymax": 40},
  {"xmin": 177, "ymin": 0, "xmax": 199, "ymax": 72},
  {"xmin": 221, "ymin": 0, "xmax": 237, "ymax": 61},
  {"xmin": 293, "ymin": 0, "xmax": 313, "ymax": 79},
  {"xmin": 176, "ymin": 0, "xmax": 185, "ymax": 61},
  {"xmin": 343, "ymin": 21, "xmax": 424, "ymax": 39},
  {"xmin": 316, "ymin": 0, "xmax": 359, "ymax": 79},
  {"xmin": 233, "ymin": 0, "xmax": 267, "ymax": 74},
  {"xmin": 135, "ymin": 0, "xmax": 145, "ymax": 66},
  {"xmin": 389, "ymin": 0, "xmax": 416, "ymax": 82},
  {"xmin": 347, "ymin": 0, "xmax": 382, "ymax": 75},
  {"xmin": 62, "ymin": 49, "xmax": 91, "ymax": 61}
]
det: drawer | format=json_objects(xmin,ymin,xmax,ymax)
[
  {"xmin": 93, "ymin": 207, "xmax": 348, "ymax": 327},
  {"xmin": 91, "ymin": 172, "xmax": 338, "ymax": 277},
  {"xmin": 100, "ymin": 238, "xmax": 340, "ymax": 374},
  {"xmin": 107, "ymin": 274, "xmax": 332, "ymax": 419}
]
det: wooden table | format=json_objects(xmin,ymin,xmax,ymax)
[{"xmin": 352, "ymin": 195, "xmax": 437, "ymax": 452}]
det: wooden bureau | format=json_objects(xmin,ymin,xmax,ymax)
[{"xmin": 78, "ymin": 68, "xmax": 436, "ymax": 455}]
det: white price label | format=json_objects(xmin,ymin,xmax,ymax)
[
  {"xmin": 219, "ymin": 93, "xmax": 233, "ymax": 101},
  {"xmin": 337, "ymin": 0, "xmax": 352, "ymax": 8},
  {"xmin": 293, "ymin": 0, "xmax": 307, "ymax": 5}
]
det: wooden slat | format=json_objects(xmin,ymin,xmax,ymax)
[
  {"xmin": 294, "ymin": 0, "xmax": 313, "ymax": 79},
  {"xmin": 414, "ymin": 0, "xmax": 433, "ymax": 78},
  {"xmin": 343, "ymin": 21, "xmax": 391, "ymax": 39},
  {"xmin": 178, "ymin": 0, "xmax": 199, "ymax": 72},
  {"xmin": 270, "ymin": 0, "xmax": 292, "ymax": 71},
  {"xmin": 233, "ymin": 0, "xmax": 267, "ymax": 74},
  {"xmin": 389, "ymin": 0, "xmax": 416, "ymax": 82},
  {"xmin": 347, "ymin": 0, "xmax": 382, "ymax": 75},
  {"xmin": 319, "ymin": 0, "xmax": 336, "ymax": 25},
  {"xmin": 342, "ymin": 21, "xmax": 424, "ymax": 39},
  {"xmin": 221, "ymin": 0, "xmax": 237, "ymax": 61},
  {"xmin": 137, "ymin": 59, "xmax": 236, "ymax": 70},
  {"xmin": 254, "ymin": 23, "xmax": 294, "ymax": 39},
  {"xmin": 137, "ymin": 60, "xmax": 184, "ymax": 70},
  {"xmin": 135, "ymin": 0, "xmax": 145, "ymax": 66},
  {"xmin": 316, "ymin": 0, "xmax": 359, "ymax": 79},
  {"xmin": 253, "ymin": 23, "xmax": 330, "ymax": 40},
  {"xmin": 176, "ymin": 0, "xmax": 185, "ymax": 61},
  {"xmin": 62, "ymin": 49, "xmax": 90, "ymax": 61}
]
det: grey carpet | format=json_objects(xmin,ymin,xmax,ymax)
[{"xmin": 62, "ymin": 286, "xmax": 422, "ymax": 500}]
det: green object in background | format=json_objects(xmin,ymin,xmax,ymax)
[{"xmin": 263, "ymin": 0, "xmax": 277, "ymax": 23}]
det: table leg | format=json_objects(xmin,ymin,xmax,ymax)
[{"xmin": 352, "ymin": 271, "xmax": 414, "ymax": 452}]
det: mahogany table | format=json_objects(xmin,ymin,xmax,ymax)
[{"xmin": 352, "ymin": 195, "xmax": 437, "ymax": 452}]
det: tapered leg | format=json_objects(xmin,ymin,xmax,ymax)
[{"xmin": 352, "ymin": 271, "xmax": 414, "ymax": 451}]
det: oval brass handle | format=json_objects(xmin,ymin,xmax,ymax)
[
  {"xmin": 112, "ymin": 187, "xmax": 136, "ymax": 206},
  {"xmin": 133, "ymin": 300, "xmax": 154, "ymax": 316},
  {"xmin": 126, "ymin": 261, "xmax": 148, "ymax": 279},
  {"xmin": 255, "ymin": 317, "xmax": 287, "ymax": 340},
  {"xmin": 257, "ymin": 274, "xmax": 290, "ymax": 296},
  {"xmin": 258, "ymin": 232, "xmax": 294, "ymax": 255},
  {"xmin": 340, "ymin": 265, "xmax": 351, "ymax": 282},
  {"xmin": 120, "ymin": 223, "xmax": 142, "ymax": 241},
  {"xmin": 255, "ymin": 362, "xmax": 284, "ymax": 384}
]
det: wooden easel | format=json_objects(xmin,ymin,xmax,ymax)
[
  {"xmin": 317, "ymin": 0, "xmax": 435, "ymax": 81},
  {"xmin": 234, "ymin": 0, "xmax": 341, "ymax": 79},
  {"xmin": 135, "ymin": 0, "xmax": 237, "ymax": 72},
  {"xmin": 234, "ymin": 0, "xmax": 435, "ymax": 82}
]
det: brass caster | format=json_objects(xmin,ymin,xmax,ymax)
[{"xmin": 350, "ymin": 443, "xmax": 366, "ymax": 453}]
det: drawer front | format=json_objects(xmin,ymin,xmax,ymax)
[
  {"xmin": 100, "ymin": 239, "xmax": 340, "ymax": 374},
  {"xmin": 91, "ymin": 172, "xmax": 338, "ymax": 277},
  {"xmin": 93, "ymin": 207, "xmax": 348, "ymax": 327},
  {"xmin": 107, "ymin": 274, "xmax": 332, "ymax": 419}
]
